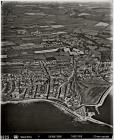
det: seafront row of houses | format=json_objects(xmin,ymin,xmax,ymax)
[
  {"xmin": 1, "ymin": 27, "xmax": 112, "ymax": 119},
  {"xmin": 2, "ymin": 54, "xmax": 112, "ymax": 101},
  {"xmin": 1, "ymin": 58, "xmax": 112, "ymax": 119}
]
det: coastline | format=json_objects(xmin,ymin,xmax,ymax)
[{"xmin": 1, "ymin": 97, "xmax": 113, "ymax": 128}]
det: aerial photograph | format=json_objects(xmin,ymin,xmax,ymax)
[{"xmin": 1, "ymin": 0, "xmax": 113, "ymax": 139}]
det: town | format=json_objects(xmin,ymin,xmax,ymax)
[
  {"xmin": 1, "ymin": 30, "xmax": 112, "ymax": 119},
  {"xmin": 1, "ymin": 0, "xmax": 113, "ymax": 123}
]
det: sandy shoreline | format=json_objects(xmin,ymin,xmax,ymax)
[{"xmin": 1, "ymin": 97, "xmax": 113, "ymax": 128}]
